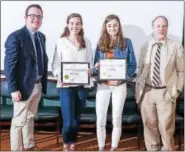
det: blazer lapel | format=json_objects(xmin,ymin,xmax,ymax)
[
  {"xmin": 145, "ymin": 40, "xmax": 153, "ymax": 64},
  {"xmin": 136, "ymin": 40, "xmax": 153, "ymax": 103},
  {"xmin": 143, "ymin": 40, "xmax": 153, "ymax": 77},
  {"xmin": 23, "ymin": 26, "xmax": 36, "ymax": 61},
  {"xmin": 165, "ymin": 39, "xmax": 174, "ymax": 68},
  {"xmin": 38, "ymin": 32, "xmax": 45, "ymax": 54}
]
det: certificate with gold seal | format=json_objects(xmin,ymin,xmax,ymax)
[
  {"xmin": 99, "ymin": 59, "xmax": 126, "ymax": 80},
  {"xmin": 61, "ymin": 62, "xmax": 90, "ymax": 85}
]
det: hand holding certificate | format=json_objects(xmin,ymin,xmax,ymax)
[
  {"xmin": 99, "ymin": 59, "xmax": 126, "ymax": 80},
  {"xmin": 61, "ymin": 62, "xmax": 90, "ymax": 85}
]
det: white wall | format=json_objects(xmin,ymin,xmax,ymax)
[{"xmin": 1, "ymin": 1, "xmax": 184, "ymax": 71}]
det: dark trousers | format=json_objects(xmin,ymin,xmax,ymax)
[{"xmin": 60, "ymin": 86, "xmax": 88, "ymax": 144}]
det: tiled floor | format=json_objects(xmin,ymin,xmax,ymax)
[{"xmin": 0, "ymin": 128, "xmax": 184, "ymax": 151}]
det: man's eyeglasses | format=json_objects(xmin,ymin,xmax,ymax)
[{"xmin": 27, "ymin": 14, "xmax": 43, "ymax": 20}]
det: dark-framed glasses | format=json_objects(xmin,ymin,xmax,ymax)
[{"xmin": 27, "ymin": 14, "xmax": 43, "ymax": 20}]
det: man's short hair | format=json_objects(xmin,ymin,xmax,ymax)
[
  {"xmin": 152, "ymin": 15, "xmax": 168, "ymax": 27},
  {"xmin": 25, "ymin": 4, "xmax": 43, "ymax": 16}
]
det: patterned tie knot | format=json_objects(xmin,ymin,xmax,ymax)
[{"xmin": 156, "ymin": 43, "xmax": 162, "ymax": 48}]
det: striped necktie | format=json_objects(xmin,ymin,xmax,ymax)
[
  {"xmin": 34, "ymin": 32, "xmax": 44, "ymax": 75},
  {"xmin": 152, "ymin": 43, "xmax": 162, "ymax": 86}
]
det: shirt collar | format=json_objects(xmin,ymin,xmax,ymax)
[
  {"xmin": 151, "ymin": 37, "xmax": 167, "ymax": 47},
  {"xmin": 26, "ymin": 26, "xmax": 37, "ymax": 36}
]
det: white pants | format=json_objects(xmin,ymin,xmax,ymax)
[
  {"xmin": 10, "ymin": 83, "xmax": 42, "ymax": 151},
  {"xmin": 96, "ymin": 83, "xmax": 127, "ymax": 149}
]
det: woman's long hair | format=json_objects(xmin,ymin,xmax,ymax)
[
  {"xmin": 98, "ymin": 14, "xmax": 125, "ymax": 52},
  {"xmin": 61, "ymin": 13, "xmax": 86, "ymax": 49}
]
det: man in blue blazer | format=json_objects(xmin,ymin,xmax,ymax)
[{"xmin": 4, "ymin": 4, "xmax": 48, "ymax": 151}]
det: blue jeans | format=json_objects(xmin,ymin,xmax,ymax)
[{"xmin": 60, "ymin": 86, "xmax": 88, "ymax": 144}]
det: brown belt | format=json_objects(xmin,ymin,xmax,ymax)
[{"xmin": 146, "ymin": 84, "xmax": 166, "ymax": 89}]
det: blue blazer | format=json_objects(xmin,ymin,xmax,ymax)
[
  {"xmin": 4, "ymin": 26, "xmax": 48, "ymax": 100},
  {"xmin": 94, "ymin": 38, "xmax": 137, "ymax": 80}
]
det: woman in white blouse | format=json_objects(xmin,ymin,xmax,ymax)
[{"xmin": 52, "ymin": 13, "xmax": 94, "ymax": 151}]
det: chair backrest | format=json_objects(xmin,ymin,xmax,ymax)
[
  {"xmin": 123, "ymin": 83, "xmax": 137, "ymax": 115},
  {"xmin": 0, "ymin": 79, "xmax": 11, "ymax": 105},
  {"xmin": 42, "ymin": 80, "xmax": 59, "ymax": 99},
  {"xmin": 40, "ymin": 80, "xmax": 60, "ymax": 107},
  {"xmin": 126, "ymin": 82, "xmax": 135, "ymax": 101},
  {"xmin": 180, "ymin": 89, "xmax": 184, "ymax": 100},
  {"xmin": 0, "ymin": 79, "xmax": 11, "ymax": 97},
  {"xmin": 176, "ymin": 88, "xmax": 184, "ymax": 115},
  {"xmin": 87, "ymin": 86, "xmax": 96, "ymax": 99}
]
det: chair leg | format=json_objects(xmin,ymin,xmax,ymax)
[
  {"xmin": 34, "ymin": 123, "xmax": 39, "ymax": 149},
  {"xmin": 56, "ymin": 118, "xmax": 60, "ymax": 145},
  {"xmin": 137, "ymin": 124, "xmax": 141, "ymax": 150},
  {"xmin": 178, "ymin": 123, "xmax": 182, "ymax": 151}
]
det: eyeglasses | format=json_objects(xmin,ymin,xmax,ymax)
[{"xmin": 27, "ymin": 14, "xmax": 43, "ymax": 20}]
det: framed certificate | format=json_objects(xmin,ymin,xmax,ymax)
[
  {"xmin": 99, "ymin": 59, "xmax": 127, "ymax": 80},
  {"xmin": 61, "ymin": 62, "xmax": 90, "ymax": 85}
]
